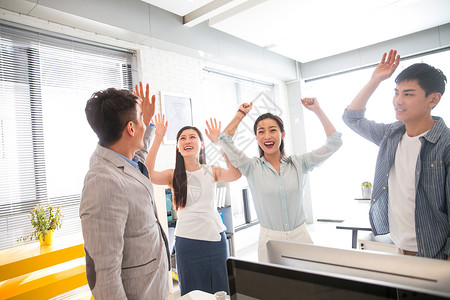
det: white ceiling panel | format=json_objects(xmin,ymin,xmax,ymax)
[
  {"xmin": 142, "ymin": 0, "xmax": 450, "ymax": 62},
  {"xmin": 141, "ymin": 0, "xmax": 215, "ymax": 16}
]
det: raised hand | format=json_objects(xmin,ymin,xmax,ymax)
[
  {"xmin": 152, "ymin": 114, "xmax": 168, "ymax": 138},
  {"xmin": 205, "ymin": 118, "xmax": 221, "ymax": 145},
  {"xmin": 371, "ymin": 49, "xmax": 400, "ymax": 82},
  {"xmin": 238, "ymin": 102, "xmax": 253, "ymax": 116},
  {"xmin": 301, "ymin": 97, "xmax": 321, "ymax": 113},
  {"xmin": 134, "ymin": 81, "xmax": 155, "ymax": 125},
  {"xmin": 223, "ymin": 102, "xmax": 253, "ymax": 137}
]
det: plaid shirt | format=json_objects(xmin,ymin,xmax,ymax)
[{"xmin": 343, "ymin": 108, "xmax": 450, "ymax": 260}]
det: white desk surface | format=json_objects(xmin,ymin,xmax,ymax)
[{"xmin": 180, "ymin": 290, "xmax": 230, "ymax": 299}]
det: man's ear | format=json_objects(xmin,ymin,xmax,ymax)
[
  {"xmin": 429, "ymin": 92, "xmax": 441, "ymax": 109},
  {"xmin": 125, "ymin": 121, "xmax": 135, "ymax": 136}
]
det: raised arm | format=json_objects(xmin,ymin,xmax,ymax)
[
  {"xmin": 347, "ymin": 49, "xmax": 400, "ymax": 110},
  {"xmin": 135, "ymin": 81, "xmax": 155, "ymax": 125},
  {"xmin": 301, "ymin": 98, "xmax": 336, "ymax": 137},
  {"xmin": 213, "ymin": 152, "xmax": 242, "ymax": 182},
  {"xmin": 205, "ymin": 117, "xmax": 242, "ymax": 182},
  {"xmin": 134, "ymin": 82, "xmax": 156, "ymax": 161},
  {"xmin": 205, "ymin": 118, "xmax": 221, "ymax": 145},
  {"xmin": 145, "ymin": 114, "xmax": 173, "ymax": 186},
  {"xmin": 223, "ymin": 103, "xmax": 253, "ymax": 137}
]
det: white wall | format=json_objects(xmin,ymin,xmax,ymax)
[
  {"xmin": 0, "ymin": 0, "xmax": 297, "ymax": 81},
  {"xmin": 137, "ymin": 45, "xmax": 290, "ymax": 172}
]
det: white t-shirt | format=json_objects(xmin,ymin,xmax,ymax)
[
  {"xmin": 174, "ymin": 164, "xmax": 226, "ymax": 241},
  {"xmin": 388, "ymin": 131, "xmax": 427, "ymax": 251}
]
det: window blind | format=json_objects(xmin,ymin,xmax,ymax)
[{"xmin": 0, "ymin": 21, "xmax": 136, "ymax": 250}]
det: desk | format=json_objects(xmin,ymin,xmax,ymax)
[
  {"xmin": 336, "ymin": 221, "xmax": 372, "ymax": 249},
  {"xmin": 0, "ymin": 233, "xmax": 88, "ymax": 299},
  {"xmin": 0, "ymin": 233, "xmax": 85, "ymax": 281}
]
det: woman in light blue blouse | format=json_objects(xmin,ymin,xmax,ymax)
[{"xmin": 216, "ymin": 98, "xmax": 343, "ymax": 262}]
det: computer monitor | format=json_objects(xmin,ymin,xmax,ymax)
[
  {"xmin": 165, "ymin": 188, "xmax": 173, "ymax": 220},
  {"xmin": 259, "ymin": 240, "xmax": 450, "ymax": 299},
  {"xmin": 227, "ymin": 256, "xmax": 449, "ymax": 299}
]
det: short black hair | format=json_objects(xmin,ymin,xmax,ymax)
[
  {"xmin": 395, "ymin": 63, "xmax": 447, "ymax": 96},
  {"xmin": 85, "ymin": 88, "xmax": 138, "ymax": 146}
]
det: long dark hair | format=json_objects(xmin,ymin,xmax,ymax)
[
  {"xmin": 172, "ymin": 126, "xmax": 206, "ymax": 210},
  {"xmin": 253, "ymin": 113, "xmax": 286, "ymax": 158}
]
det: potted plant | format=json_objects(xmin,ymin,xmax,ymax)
[
  {"xmin": 361, "ymin": 181, "xmax": 372, "ymax": 199},
  {"xmin": 18, "ymin": 203, "xmax": 64, "ymax": 246}
]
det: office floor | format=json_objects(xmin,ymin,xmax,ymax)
[{"xmin": 168, "ymin": 221, "xmax": 354, "ymax": 299}]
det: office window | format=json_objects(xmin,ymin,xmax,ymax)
[
  {"xmin": 0, "ymin": 22, "xmax": 136, "ymax": 250},
  {"xmin": 303, "ymin": 49, "xmax": 450, "ymax": 221}
]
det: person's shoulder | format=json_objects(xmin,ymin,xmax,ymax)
[
  {"xmin": 439, "ymin": 124, "xmax": 450, "ymax": 149},
  {"xmin": 287, "ymin": 153, "xmax": 303, "ymax": 164},
  {"xmin": 439, "ymin": 118, "xmax": 450, "ymax": 133},
  {"xmin": 84, "ymin": 165, "xmax": 122, "ymax": 185},
  {"xmin": 381, "ymin": 121, "xmax": 405, "ymax": 137},
  {"xmin": 254, "ymin": 156, "xmax": 268, "ymax": 164},
  {"xmin": 432, "ymin": 117, "xmax": 450, "ymax": 138},
  {"xmin": 84, "ymin": 156, "xmax": 126, "ymax": 188},
  {"xmin": 204, "ymin": 164, "xmax": 215, "ymax": 172}
]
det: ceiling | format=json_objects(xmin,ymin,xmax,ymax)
[{"xmin": 142, "ymin": 0, "xmax": 450, "ymax": 63}]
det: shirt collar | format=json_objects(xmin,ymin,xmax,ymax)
[
  {"xmin": 260, "ymin": 155, "xmax": 289, "ymax": 165},
  {"xmin": 391, "ymin": 116, "xmax": 446, "ymax": 144},
  {"xmin": 423, "ymin": 116, "xmax": 446, "ymax": 144},
  {"xmin": 108, "ymin": 148, "xmax": 140, "ymax": 170}
]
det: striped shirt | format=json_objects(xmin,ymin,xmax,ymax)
[{"xmin": 343, "ymin": 108, "xmax": 450, "ymax": 260}]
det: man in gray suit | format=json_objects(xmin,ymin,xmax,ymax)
[{"xmin": 81, "ymin": 83, "xmax": 170, "ymax": 299}]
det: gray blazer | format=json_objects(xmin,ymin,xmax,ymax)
[{"xmin": 80, "ymin": 127, "xmax": 169, "ymax": 299}]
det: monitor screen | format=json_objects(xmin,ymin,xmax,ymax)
[
  {"xmin": 263, "ymin": 240, "xmax": 450, "ymax": 299},
  {"xmin": 165, "ymin": 188, "xmax": 173, "ymax": 216}
]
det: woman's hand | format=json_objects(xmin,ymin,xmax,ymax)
[
  {"xmin": 223, "ymin": 102, "xmax": 252, "ymax": 137},
  {"xmin": 134, "ymin": 82, "xmax": 155, "ymax": 125},
  {"xmin": 237, "ymin": 102, "xmax": 253, "ymax": 117},
  {"xmin": 301, "ymin": 97, "xmax": 321, "ymax": 113},
  {"xmin": 302, "ymin": 97, "xmax": 337, "ymax": 137},
  {"xmin": 205, "ymin": 118, "xmax": 221, "ymax": 145},
  {"xmin": 152, "ymin": 114, "xmax": 168, "ymax": 138}
]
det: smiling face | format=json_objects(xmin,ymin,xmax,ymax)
[
  {"xmin": 393, "ymin": 80, "xmax": 439, "ymax": 124},
  {"xmin": 255, "ymin": 118, "xmax": 285, "ymax": 157},
  {"xmin": 176, "ymin": 128, "xmax": 204, "ymax": 159}
]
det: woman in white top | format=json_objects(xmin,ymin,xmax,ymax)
[
  {"xmin": 216, "ymin": 98, "xmax": 343, "ymax": 262},
  {"xmin": 145, "ymin": 114, "xmax": 241, "ymax": 296}
]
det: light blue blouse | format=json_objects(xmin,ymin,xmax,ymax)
[{"xmin": 219, "ymin": 132, "xmax": 343, "ymax": 231}]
